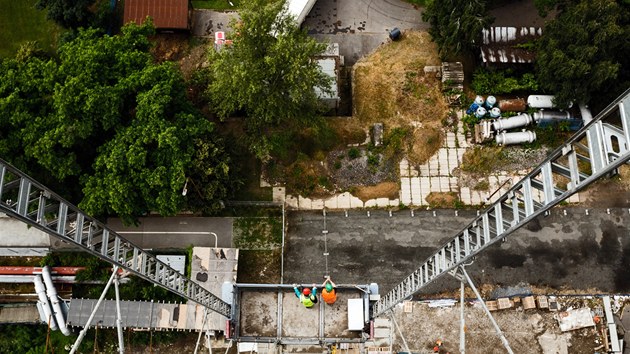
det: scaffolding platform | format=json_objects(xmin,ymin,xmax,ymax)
[{"xmin": 232, "ymin": 284, "xmax": 371, "ymax": 344}]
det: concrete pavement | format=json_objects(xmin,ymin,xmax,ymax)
[{"xmin": 304, "ymin": 0, "xmax": 428, "ymax": 65}]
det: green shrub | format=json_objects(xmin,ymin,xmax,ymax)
[
  {"xmin": 348, "ymin": 147, "xmax": 361, "ymax": 159},
  {"xmin": 472, "ymin": 69, "xmax": 539, "ymax": 94}
]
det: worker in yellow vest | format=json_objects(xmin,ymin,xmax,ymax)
[
  {"xmin": 321, "ymin": 276, "xmax": 337, "ymax": 305},
  {"xmin": 293, "ymin": 284, "xmax": 318, "ymax": 308}
]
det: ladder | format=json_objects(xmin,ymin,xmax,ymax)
[
  {"xmin": 0, "ymin": 160, "xmax": 231, "ymax": 318},
  {"xmin": 373, "ymin": 88, "xmax": 630, "ymax": 317}
]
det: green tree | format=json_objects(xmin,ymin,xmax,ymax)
[
  {"xmin": 36, "ymin": 0, "xmax": 96, "ymax": 28},
  {"xmin": 422, "ymin": 0, "xmax": 493, "ymax": 58},
  {"xmin": 0, "ymin": 22, "xmax": 233, "ymax": 223},
  {"xmin": 205, "ymin": 0, "xmax": 332, "ymax": 160},
  {"xmin": 535, "ymin": 0, "xmax": 630, "ymax": 108}
]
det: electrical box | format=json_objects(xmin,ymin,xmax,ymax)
[{"xmin": 348, "ymin": 299, "xmax": 364, "ymax": 331}]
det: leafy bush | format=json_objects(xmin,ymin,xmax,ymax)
[{"xmin": 472, "ymin": 69, "xmax": 539, "ymax": 94}]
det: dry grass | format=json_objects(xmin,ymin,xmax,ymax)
[
  {"xmin": 354, "ymin": 182, "xmax": 399, "ymax": 201},
  {"xmin": 353, "ymin": 31, "xmax": 449, "ymax": 165},
  {"xmin": 425, "ymin": 192, "xmax": 460, "ymax": 208}
]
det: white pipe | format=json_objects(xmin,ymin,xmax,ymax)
[
  {"xmin": 34, "ymin": 275, "xmax": 58, "ymax": 331},
  {"xmin": 42, "ymin": 266, "xmax": 71, "ymax": 336},
  {"xmin": 492, "ymin": 113, "xmax": 532, "ymax": 131},
  {"xmin": 579, "ymin": 104, "xmax": 593, "ymax": 125},
  {"xmin": 117, "ymin": 231, "xmax": 218, "ymax": 249},
  {"xmin": 496, "ymin": 131, "xmax": 536, "ymax": 146}
]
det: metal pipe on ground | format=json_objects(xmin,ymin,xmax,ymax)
[{"xmin": 42, "ymin": 266, "xmax": 71, "ymax": 336}]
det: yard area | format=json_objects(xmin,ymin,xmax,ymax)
[{"xmin": 0, "ymin": 0, "xmax": 62, "ymax": 58}]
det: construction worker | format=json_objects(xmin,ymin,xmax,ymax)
[
  {"xmin": 293, "ymin": 284, "xmax": 318, "ymax": 308},
  {"xmin": 321, "ymin": 276, "xmax": 337, "ymax": 305}
]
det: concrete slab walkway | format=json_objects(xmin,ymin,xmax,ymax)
[{"xmin": 284, "ymin": 112, "xmax": 579, "ymax": 210}]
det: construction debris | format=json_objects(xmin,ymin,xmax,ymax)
[{"xmin": 556, "ymin": 308, "xmax": 595, "ymax": 332}]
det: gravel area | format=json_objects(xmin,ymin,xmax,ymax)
[{"xmin": 327, "ymin": 148, "xmax": 398, "ymax": 189}]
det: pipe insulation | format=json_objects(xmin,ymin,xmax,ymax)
[
  {"xmin": 34, "ymin": 275, "xmax": 58, "ymax": 330},
  {"xmin": 42, "ymin": 266, "xmax": 71, "ymax": 336}
]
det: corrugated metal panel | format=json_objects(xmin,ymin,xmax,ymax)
[
  {"xmin": 124, "ymin": 0, "xmax": 189, "ymax": 30},
  {"xmin": 481, "ymin": 27, "xmax": 541, "ymax": 63}
]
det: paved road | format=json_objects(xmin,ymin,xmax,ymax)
[
  {"xmin": 284, "ymin": 208, "xmax": 630, "ymax": 295},
  {"xmin": 304, "ymin": 0, "xmax": 428, "ymax": 65},
  {"xmin": 106, "ymin": 216, "xmax": 233, "ymax": 249}
]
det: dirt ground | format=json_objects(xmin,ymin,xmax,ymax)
[
  {"xmin": 392, "ymin": 299, "xmax": 603, "ymax": 354},
  {"xmin": 353, "ymin": 31, "xmax": 449, "ymax": 166}
]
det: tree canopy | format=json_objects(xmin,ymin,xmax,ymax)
[
  {"xmin": 422, "ymin": 0, "xmax": 493, "ymax": 58},
  {"xmin": 535, "ymin": 0, "xmax": 630, "ymax": 108},
  {"xmin": 0, "ymin": 23, "xmax": 233, "ymax": 223},
  {"xmin": 205, "ymin": 0, "xmax": 332, "ymax": 160},
  {"xmin": 36, "ymin": 0, "xmax": 96, "ymax": 28}
]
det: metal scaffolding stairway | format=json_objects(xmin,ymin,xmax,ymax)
[
  {"xmin": 0, "ymin": 161, "xmax": 231, "ymax": 318},
  {"xmin": 373, "ymin": 88, "xmax": 630, "ymax": 317}
]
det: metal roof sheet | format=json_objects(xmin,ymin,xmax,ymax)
[{"xmin": 124, "ymin": 0, "xmax": 189, "ymax": 30}]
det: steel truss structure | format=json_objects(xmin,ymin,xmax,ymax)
[
  {"xmin": 373, "ymin": 88, "xmax": 630, "ymax": 317},
  {"xmin": 0, "ymin": 160, "xmax": 231, "ymax": 318}
]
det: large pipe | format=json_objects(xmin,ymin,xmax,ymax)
[
  {"xmin": 42, "ymin": 266, "xmax": 71, "ymax": 336},
  {"xmin": 495, "ymin": 131, "xmax": 536, "ymax": 146},
  {"xmin": 492, "ymin": 113, "xmax": 533, "ymax": 131},
  {"xmin": 532, "ymin": 110, "xmax": 571, "ymax": 121},
  {"xmin": 579, "ymin": 104, "xmax": 593, "ymax": 125},
  {"xmin": 34, "ymin": 275, "xmax": 58, "ymax": 331}
]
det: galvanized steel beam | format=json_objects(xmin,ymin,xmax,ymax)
[{"xmin": 0, "ymin": 159, "xmax": 231, "ymax": 318}]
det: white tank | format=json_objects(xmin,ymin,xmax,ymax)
[
  {"xmin": 34, "ymin": 275, "xmax": 58, "ymax": 330},
  {"xmin": 475, "ymin": 107, "xmax": 487, "ymax": 118},
  {"xmin": 496, "ymin": 131, "xmax": 537, "ymax": 145},
  {"xmin": 42, "ymin": 266, "xmax": 71, "ymax": 336},
  {"xmin": 527, "ymin": 95, "xmax": 556, "ymax": 108},
  {"xmin": 485, "ymin": 95, "xmax": 497, "ymax": 108},
  {"xmin": 532, "ymin": 110, "xmax": 571, "ymax": 121},
  {"xmin": 489, "ymin": 107, "xmax": 501, "ymax": 118},
  {"xmin": 474, "ymin": 95, "xmax": 484, "ymax": 105},
  {"xmin": 492, "ymin": 113, "xmax": 532, "ymax": 131}
]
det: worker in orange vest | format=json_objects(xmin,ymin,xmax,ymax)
[{"xmin": 321, "ymin": 276, "xmax": 337, "ymax": 305}]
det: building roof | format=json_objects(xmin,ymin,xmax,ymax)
[
  {"xmin": 480, "ymin": 27, "xmax": 542, "ymax": 64},
  {"xmin": 124, "ymin": 0, "xmax": 189, "ymax": 30}
]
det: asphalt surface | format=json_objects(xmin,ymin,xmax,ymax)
[
  {"xmin": 106, "ymin": 216, "xmax": 233, "ymax": 249},
  {"xmin": 284, "ymin": 208, "xmax": 630, "ymax": 295},
  {"xmin": 303, "ymin": 0, "xmax": 428, "ymax": 65}
]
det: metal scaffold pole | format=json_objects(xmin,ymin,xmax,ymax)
[
  {"xmin": 70, "ymin": 267, "xmax": 119, "ymax": 354},
  {"xmin": 460, "ymin": 267, "xmax": 513, "ymax": 354}
]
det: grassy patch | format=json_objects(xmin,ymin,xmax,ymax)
[
  {"xmin": 0, "ymin": 0, "xmax": 63, "ymax": 58},
  {"xmin": 192, "ymin": 0, "xmax": 241, "ymax": 10},
  {"xmin": 460, "ymin": 146, "xmax": 506, "ymax": 175},
  {"xmin": 237, "ymin": 249, "xmax": 281, "ymax": 283},
  {"xmin": 233, "ymin": 216, "xmax": 283, "ymax": 249},
  {"xmin": 403, "ymin": 0, "xmax": 428, "ymax": 6}
]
